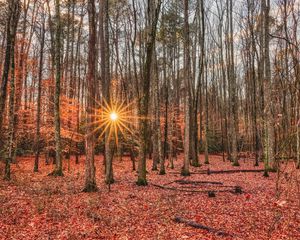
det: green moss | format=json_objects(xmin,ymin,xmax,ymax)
[
  {"xmin": 4, "ymin": 158, "xmax": 11, "ymax": 181},
  {"xmin": 33, "ymin": 166, "xmax": 39, "ymax": 173},
  {"xmin": 267, "ymin": 167, "xmax": 277, "ymax": 172},
  {"xmin": 263, "ymin": 170, "xmax": 269, "ymax": 177},
  {"xmin": 152, "ymin": 166, "xmax": 158, "ymax": 171},
  {"xmin": 48, "ymin": 169, "xmax": 64, "ymax": 177},
  {"xmin": 82, "ymin": 182, "xmax": 98, "ymax": 192},
  {"xmin": 105, "ymin": 178, "xmax": 115, "ymax": 185},
  {"xmin": 181, "ymin": 168, "xmax": 190, "ymax": 176},
  {"xmin": 192, "ymin": 162, "xmax": 201, "ymax": 167},
  {"xmin": 232, "ymin": 161, "xmax": 240, "ymax": 167},
  {"xmin": 136, "ymin": 178, "xmax": 148, "ymax": 186}
]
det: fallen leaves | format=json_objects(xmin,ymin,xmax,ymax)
[{"xmin": 0, "ymin": 154, "xmax": 299, "ymax": 240}]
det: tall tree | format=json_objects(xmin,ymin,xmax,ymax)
[
  {"xmin": 34, "ymin": 5, "xmax": 46, "ymax": 172},
  {"xmin": 181, "ymin": 0, "xmax": 191, "ymax": 176},
  {"xmin": 102, "ymin": 0, "xmax": 115, "ymax": 185},
  {"xmin": 262, "ymin": 0, "xmax": 275, "ymax": 176},
  {"xmin": 227, "ymin": 0, "xmax": 239, "ymax": 166},
  {"xmin": 83, "ymin": 0, "xmax": 98, "ymax": 192},
  {"xmin": 4, "ymin": 0, "xmax": 21, "ymax": 180},
  {"xmin": 50, "ymin": 0, "xmax": 63, "ymax": 176},
  {"xmin": 137, "ymin": 0, "xmax": 162, "ymax": 185},
  {"xmin": 0, "ymin": 0, "xmax": 21, "ymax": 152}
]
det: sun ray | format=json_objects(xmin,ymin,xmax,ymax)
[
  {"xmin": 87, "ymin": 98, "xmax": 139, "ymax": 145},
  {"xmin": 114, "ymin": 123, "xmax": 118, "ymax": 146},
  {"xmin": 98, "ymin": 122, "xmax": 112, "ymax": 140},
  {"xmin": 117, "ymin": 120, "xmax": 135, "ymax": 136}
]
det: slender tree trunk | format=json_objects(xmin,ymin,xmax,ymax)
[
  {"xmin": 137, "ymin": 0, "xmax": 161, "ymax": 185},
  {"xmin": 182, "ymin": 0, "xmax": 191, "ymax": 176},
  {"xmin": 75, "ymin": 4, "xmax": 84, "ymax": 165},
  {"xmin": 296, "ymin": 84, "xmax": 300, "ymax": 169},
  {"xmin": 0, "ymin": 0, "xmax": 20, "ymax": 147},
  {"xmin": 5, "ymin": 8, "xmax": 20, "ymax": 180},
  {"xmin": 228, "ymin": 0, "xmax": 239, "ymax": 166},
  {"xmin": 159, "ymin": 56, "xmax": 166, "ymax": 175},
  {"xmin": 50, "ymin": 0, "xmax": 63, "ymax": 176},
  {"xmin": 99, "ymin": 0, "xmax": 114, "ymax": 185},
  {"xmin": 34, "ymin": 13, "xmax": 45, "ymax": 173},
  {"xmin": 262, "ymin": 0, "xmax": 275, "ymax": 176},
  {"xmin": 2, "ymin": 0, "xmax": 20, "ymax": 180},
  {"xmin": 204, "ymin": 59, "xmax": 209, "ymax": 164},
  {"xmin": 152, "ymin": 54, "xmax": 162, "ymax": 171},
  {"xmin": 83, "ymin": 0, "xmax": 98, "ymax": 192}
]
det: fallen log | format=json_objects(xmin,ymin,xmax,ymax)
[
  {"xmin": 151, "ymin": 183, "xmax": 236, "ymax": 194},
  {"xmin": 169, "ymin": 169, "xmax": 265, "ymax": 175},
  {"xmin": 174, "ymin": 184, "xmax": 238, "ymax": 189},
  {"xmin": 175, "ymin": 179, "xmax": 223, "ymax": 185},
  {"xmin": 207, "ymin": 169, "xmax": 265, "ymax": 174},
  {"xmin": 174, "ymin": 216, "xmax": 232, "ymax": 237}
]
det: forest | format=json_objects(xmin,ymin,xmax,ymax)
[{"xmin": 0, "ymin": 0, "xmax": 299, "ymax": 239}]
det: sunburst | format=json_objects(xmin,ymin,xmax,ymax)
[{"xmin": 87, "ymin": 98, "xmax": 137, "ymax": 145}]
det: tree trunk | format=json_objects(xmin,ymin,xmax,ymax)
[
  {"xmin": 83, "ymin": 0, "xmax": 98, "ymax": 192},
  {"xmin": 34, "ymin": 12, "xmax": 45, "ymax": 173},
  {"xmin": 49, "ymin": 0, "xmax": 63, "ymax": 176},
  {"xmin": 0, "ymin": 0, "xmax": 21, "ymax": 149},
  {"xmin": 181, "ymin": 0, "xmax": 191, "ymax": 176},
  {"xmin": 152, "ymin": 54, "xmax": 162, "ymax": 171},
  {"xmin": 137, "ymin": 0, "xmax": 161, "ymax": 185},
  {"xmin": 227, "ymin": 0, "xmax": 239, "ymax": 166},
  {"xmin": 262, "ymin": 0, "xmax": 275, "ymax": 176}
]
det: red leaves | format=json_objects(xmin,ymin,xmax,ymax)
[
  {"xmin": 245, "ymin": 193, "xmax": 251, "ymax": 200},
  {"xmin": 0, "ymin": 155, "xmax": 299, "ymax": 239}
]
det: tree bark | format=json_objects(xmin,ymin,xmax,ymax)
[
  {"xmin": 83, "ymin": 0, "xmax": 98, "ymax": 192},
  {"xmin": 48, "ymin": 0, "xmax": 63, "ymax": 176},
  {"xmin": 262, "ymin": 0, "xmax": 275, "ymax": 176},
  {"xmin": 0, "ymin": 0, "xmax": 21, "ymax": 149},
  {"xmin": 182, "ymin": 0, "xmax": 191, "ymax": 176},
  {"xmin": 34, "ymin": 10, "xmax": 46, "ymax": 173},
  {"xmin": 137, "ymin": 0, "xmax": 161, "ymax": 185},
  {"xmin": 227, "ymin": 0, "xmax": 239, "ymax": 166}
]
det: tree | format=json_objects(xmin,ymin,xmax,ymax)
[
  {"xmin": 102, "ymin": 0, "xmax": 115, "ymax": 185},
  {"xmin": 262, "ymin": 0, "xmax": 275, "ymax": 176},
  {"xmin": 2, "ymin": 0, "xmax": 21, "ymax": 180},
  {"xmin": 50, "ymin": 0, "xmax": 63, "ymax": 176},
  {"xmin": 137, "ymin": 0, "xmax": 162, "ymax": 186},
  {"xmin": 181, "ymin": 0, "xmax": 191, "ymax": 176},
  {"xmin": 227, "ymin": 0, "xmax": 239, "ymax": 166},
  {"xmin": 0, "ymin": 0, "xmax": 21, "ymax": 152},
  {"xmin": 83, "ymin": 0, "xmax": 98, "ymax": 192},
  {"xmin": 152, "ymin": 53, "xmax": 163, "ymax": 172},
  {"xmin": 34, "ymin": 4, "xmax": 46, "ymax": 172}
]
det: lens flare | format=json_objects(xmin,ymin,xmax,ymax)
[
  {"xmin": 87, "ymin": 98, "xmax": 138, "ymax": 145},
  {"xmin": 110, "ymin": 112, "xmax": 118, "ymax": 121}
]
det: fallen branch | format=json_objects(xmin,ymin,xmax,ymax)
[
  {"xmin": 207, "ymin": 169, "xmax": 265, "ymax": 174},
  {"xmin": 151, "ymin": 183, "xmax": 235, "ymax": 194},
  {"xmin": 174, "ymin": 216, "xmax": 232, "ymax": 237},
  {"xmin": 169, "ymin": 169, "xmax": 265, "ymax": 175},
  {"xmin": 175, "ymin": 179, "xmax": 223, "ymax": 185}
]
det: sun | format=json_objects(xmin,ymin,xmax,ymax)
[
  {"xmin": 110, "ymin": 111, "xmax": 118, "ymax": 121},
  {"xmin": 87, "ymin": 98, "xmax": 137, "ymax": 145}
]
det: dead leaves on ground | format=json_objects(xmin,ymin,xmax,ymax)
[{"xmin": 0, "ymin": 155, "xmax": 299, "ymax": 239}]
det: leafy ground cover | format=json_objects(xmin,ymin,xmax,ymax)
[{"xmin": 0, "ymin": 155, "xmax": 299, "ymax": 240}]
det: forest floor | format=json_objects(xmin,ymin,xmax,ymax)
[{"xmin": 0, "ymin": 154, "xmax": 299, "ymax": 240}]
